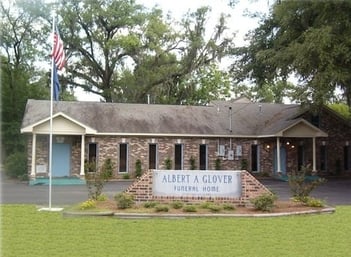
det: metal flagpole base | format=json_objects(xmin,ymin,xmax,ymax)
[{"xmin": 38, "ymin": 207, "xmax": 63, "ymax": 212}]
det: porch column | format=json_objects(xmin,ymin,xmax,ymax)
[
  {"xmin": 312, "ymin": 137, "xmax": 317, "ymax": 172},
  {"xmin": 31, "ymin": 133, "xmax": 36, "ymax": 177},
  {"xmin": 276, "ymin": 137, "xmax": 281, "ymax": 173},
  {"xmin": 80, "ymin": 134, "xmax": 85, "ymax": 176}
]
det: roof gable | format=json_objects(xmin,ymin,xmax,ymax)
[{"xmin": 21, "ymin": 112, "xmax": 96, "ymax": 134}]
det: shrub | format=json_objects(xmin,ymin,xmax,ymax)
[
  {"xmin": 294, "ymin": 196, "xmax": 325, "ymax": 207},
  {"xmin": 4, "ymin": 152, "xmax": 27, "ymax": 179},
  {"xmin": 208, "ymin": 204, "xmax": 222, "ymax": 213},
  {"xmin": 135, "ymin": 159, "xmax": 142, "ymax": 177},
  {"xmin": 114, "ymin": 193, "xmax": 134, "ymax": 209},
  {"xmin": 122, "ymin": 173, "xmax": 130, "ymax": 179},
  {"xmin": 183, "ymin": 205, "xmax": 197, "ymax": 212},
  {"xmin": 199, "ymin": 201, "xmax": 212, "ymax": 209},
  {"xmin": 96, "ymin": 194, "xmax": 108, "ymax": 201},
  {"xmin": 215, "ymin": 158, "xmax": 221, "ymax": 170},
  {"xmin": 80, "ymin": 199, "xmax": 97, "ymax": 210},
  {"xmin": 240, "ymin": 159, "xmax": 248, "ymax": 170},
  {"xmin": 190, "ymin": 156, "xmax": 196, "ymax": 170},
  {"xmin": 85, "ymin": 159, "xmax": 113, "ymax": 200},
  {"xmin": 171, "ymin": 201, "xmax": 184, "ymax": 209},
  {"xmin": 288, "ymin": 165, "xmax": 326, "ymax": 201},
  {"xmin": 164, "ymin": 157, "xmax": 172, "ymax": 170},
  {"xmin": 143, "ymin": 201, "xmax": 158, "ymax": 208},
  {"xmin": 251, "ymin": 193, "xmax": 277, "ymax": 212},
  {"xmin": 306, "ymin": 197, "xmax": 325, "ymax": 207},
  {"xmin": 222, "ymin": 203, "xmax": 236, "ymax": 211},
  {"xmin": 155, "ymin": 205, "xmax": 169, "ymax": 212}
]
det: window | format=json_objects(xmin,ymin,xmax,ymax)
[
  {"xmin": 88, "ymin": 143, "xmax": 97, "ymax": 163},
  {"xmin": 251, "ymin": 145, "xmax": 259, "ymax": 172},
  {"xmin": 297, "ymin": 145, "xmax": 305, "ymax": 170},
  {"xmin": 311, "ymin": 114, "xmax": 320, "ymax": 128},
  {"xmin": 199, "ymin": 144, "xmax": 207, "ymax": 170},
  {"xmin": 149, "ymin": 144, "xmax": 157, "ymax": 170},
  {"xmin": 174, "ymin": 144, "xmax": 183, "ymax": 170},
  {"xmin": 320, "ymin": 145, "xmax": 327, "ymax": 171},
  {"xmin": 344, "ymin": 146, "xmax": 349, "ymax": 171},
  {"xmin": 119, "ymin": 143, "xmax": 128, "ymax": 172},
  {"xmin": 87, "ymin": 143, "xmax": 97, "ymax": 172}
]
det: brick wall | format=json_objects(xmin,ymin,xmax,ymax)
[{"xmin": 125, "ymin": 170, "xmax": 271, "ymax": 205}]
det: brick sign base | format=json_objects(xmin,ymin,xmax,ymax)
[{"xmin": 125, "ymin": 170, "xmax": 271, "ymax": 205}]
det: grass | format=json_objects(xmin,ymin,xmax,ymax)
[{"xmin": 2, "ymin": 204, "xmax": 351, "ymax": 257}]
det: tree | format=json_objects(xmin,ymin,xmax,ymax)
[
  {"xmin": 231, "ymin": 1, "xmax": 351, "ymax": 109},
  {"xmin": 58, "ymin": 0, "xmax": 234, "ymax": 103},
  {"xmin": 0, "ymin": 0, "xmax": 50, "ymax": 158}
]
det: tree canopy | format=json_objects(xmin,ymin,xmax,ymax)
[
  {"xmin": 231, "ymin": 0, "xmax": 351, "ymax": 109},
  {"xmin": 59, "ymin": 0, "xmax": 234, "ymax": 103}
]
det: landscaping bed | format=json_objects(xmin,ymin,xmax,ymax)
[{"xmin": 66, "ymin": 197, "xmax": 333, "ymax": 217}]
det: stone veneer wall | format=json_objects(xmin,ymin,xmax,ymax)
[{"xmin": 125, "ymin": 170, "xmax": 271, "ymax": 205}]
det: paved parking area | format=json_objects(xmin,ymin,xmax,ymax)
[
  {"xmin": 261, "ymin": 178, "xmax": 351, "ymax": 206},
  {"xmin": 1, "ymin": 173, "xmax": 350, "ymax": 206}
]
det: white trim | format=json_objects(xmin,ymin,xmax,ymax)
[{"xmin": 21, "ymin": 112, "xmax": 96, "ymax": 134}]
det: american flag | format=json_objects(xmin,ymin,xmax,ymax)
[
  {"xmin": 51, "ymin": 26, "xmax": 65, "ymax": 101},
  {"xmin": 51, "ymin": 27, "xmax": 65, "ymax": 70}
]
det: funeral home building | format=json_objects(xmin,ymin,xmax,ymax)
[{"xmin": 20, "ymin": 98, "xmax": 351, "ymax": 180}]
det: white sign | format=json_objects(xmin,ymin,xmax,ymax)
[{"xmin": 152, "ymin": 170, "xmax": 242, "ymax": 198}]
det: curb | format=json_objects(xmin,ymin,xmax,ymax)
[
  {"xmin": 63, "ymin": 211, "xmax": 114, "ymax": 217},
  {"xmin": 62, "ymin": 207, "xmax": 335, "ymax": 218}
]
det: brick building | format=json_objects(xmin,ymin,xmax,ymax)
[{"xmin": 21, "ymin": 98, "xmax": 351, "ymax": 180}]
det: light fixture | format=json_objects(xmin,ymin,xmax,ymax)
[
  {"xmin": 346, "ymin": 141, "xmax": 349, "ymax": 146},
  {"xmin": 55, "ymin": 136, "xmax": 64, "ymax": 143}
]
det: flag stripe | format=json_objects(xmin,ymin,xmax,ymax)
[{"xmin": 51, "ymin": 29, "xmax": 65, "ymax": 70}]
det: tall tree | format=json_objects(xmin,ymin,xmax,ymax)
[
  {"xmin": 58, "ymin": 0, "xmax": 234, "ymax": 103},
  {"xmin": 0, "ymin": 0, "xmax": 50, "ymax": 157},
  {"xmin": 231, "ymin": 1, "xmax": 351, "ymax": 109}
]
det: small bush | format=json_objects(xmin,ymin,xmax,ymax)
[
  {"xmin": 222, "ymin": 203, "xmax": 236, "ymax": 211},
  {"xmin": 190, "ymin": 156, "xmax": 196, "ymax": 170},
  {"xmin": 135, "ymin": 159, "xmax": 142, "ymax": 177},
  {"xmin": 208, "ymin": 204, "xmax": 222, "ymax": 213},
  {"xmin": 294, "ymin": 196, "xmax": 325, "ymax": 207},
  {"xmin": 143, "ymin": 201, "xmax": 158, "ymax": 208},
  {"xmin": 114, "ymin": 193, "xmax": 134, "ymax": 209},
  {"xmin": 288, "ymin": 165, "xmax": 326, "ymax": 201},
  {"xmin": 171, "ymin": 201, "xmax": 184, "ymax": 209},
  {"xmin": 251, "ymin": 193, "xmax": 277, "ymax": 212},
  {"xmin": 199, "ymin": 201, "xmax": 212, "ymax": 209},
  {"xmin": 4, "ymin": 152, "xmax": 27, "ymax": 179},
  {"xmin": 122, "ymin": 173, "xmax": 130, "ymax": 179},
  {"xmin": 80, "ymin": 199, "xmax": 97, "ymax": 210},
  {"xmin": 96, "ymin": 194, "xmax": 108, "ymax": 201},
  {"xmin": 85, "ymin": 159, "xmax": 113, "ymax": 200},
  {"xmin": 183, "ymin": 205, "xmax": 197, "ymax": 213},
  {"xmin": 155, "ymin": 205, "xmax": 169, "ymax": 212},
  {"xmin": 164, "ymin": 157, "xmax": 172, "ymax": 170},
  {"xmin": 215, "ymin": 158, "xmax": 221, "ymax": 170}
]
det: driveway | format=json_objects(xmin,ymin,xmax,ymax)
[
  {"xmin": 1, "ymin": 173, "xmax": 350, "ymax": 206},
  {"xmin": 260, "ymin": 177, "xmax": 351, "ymax": 206}
]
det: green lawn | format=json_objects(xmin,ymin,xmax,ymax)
[{"xmin": 2, "ymin": 204, "xmax": 350, "ymax": 257}]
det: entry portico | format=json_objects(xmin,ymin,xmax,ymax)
[{"xmin": 21, "ymin": 112, "xmax": 96, "ymax": 178}]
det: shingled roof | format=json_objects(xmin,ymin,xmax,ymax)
[{"xmin": 21, "ymin": 99, "xmax": 320, "ymax": 137}]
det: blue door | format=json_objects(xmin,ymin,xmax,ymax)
[
  {"xmin": 273, "ymin": 146, "xmax": 287, "ymax": 174},
  {"xmin": 52, "ymin": 143, "xmax": 70, "ymax": 177}
]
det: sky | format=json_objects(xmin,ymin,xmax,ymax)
[{"xmin": 76, "ymin": 0, "xmax": 271, "ymax": 101}]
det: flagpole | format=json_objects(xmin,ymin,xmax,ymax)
[{"xmin": 48, "ymin": 14, "xmax": 55, "ymax": 210}]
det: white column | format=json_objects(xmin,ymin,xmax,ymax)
[
  {"xmin": 276, "ymin": 137, "xmax": 281, "ymax": 173},
  {"xmin": 312, "ymin": 137, "xmax": 317, "ymax": 172},
  {"xmin": 80, "ymin": 134, "xmax": 85, "ymax": 176},
  {"xmin": 31, "ymin": 133, "xmax": 36, "ymax": 177}
]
